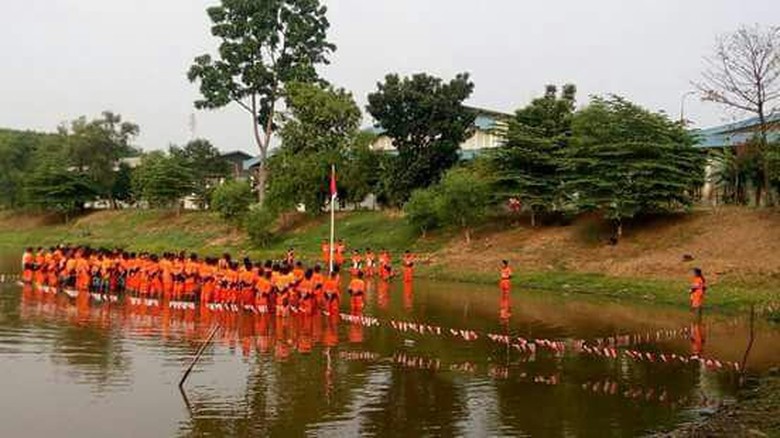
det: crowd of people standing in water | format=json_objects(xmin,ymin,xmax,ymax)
[
  {"xmin": 20, "ymin": 243, "xmax": 418, "ymax": 317},
  {"xmin": 19, "ymin": 241, "xmax": 706, "ymax": 316}
]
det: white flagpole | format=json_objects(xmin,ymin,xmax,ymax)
[{"xmin": 329, "ymin": 164, "xmax": 336, "ymax": 274}]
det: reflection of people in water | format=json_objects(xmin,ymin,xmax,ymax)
[
  {"xmin": 403, "ymin": 280, "xmax": 414, "ymax": 312},
  {"xmin": 689, "ymin": 268, "xmax": 706, "ymax": 316},
  {"xmin": 499, "ymin": 290, "xmax": 512, "ymax": 323},
  {"xmin": 690, "ymin": 317, "xmax": 706, "ymax": 359}
]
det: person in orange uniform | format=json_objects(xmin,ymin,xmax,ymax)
[
  {"xmin": 364, "ymin": 248, "xmax": 375, "ymax": 278},
  {"xmin": 689, "ymin": 268, "xmax": 706, "ymax": 315},
  {"xmin": 199, "ymin": 258, "xmax": 217, "ymax": 304},
  {"xmin": 335, "ymin": 239, "xmax": 346, "ymax": 267},
  {"xmin": 350, "ymin": 250, "xmax": 362, "ymax": 277},
  {"xmin": 298, "ymin": 269, "xmax": 315, "ymax": 315},
  {"xmin": 499, "ymin": 260, "xmax": 512, "ymax": 293},
  {"xmin": 323, "ymin": 267, "xmax": 341, "ymax": 316},
  {"xmin": 312, "ymin": 265, "xmax": 325, "ymax": 310},
  {"xmin": 402, "ymin": 250, "xmax": 415, "ymax": 283},
  {"xmin": 21, "ymin": 248, "xmax": 34, "ymax": 283},
  {"xmin": 321, "ymin": 240, "xmax": 330, "ymax": 264},
  {"xmin": 286, "ymin": 247, "xmax": 295, "ymax": 266},
  {"xmin": 378, "ymin": 249, "xmax": 392, "ymax": 280},
  {"xmin": 348, "ymin": 271, "xmax": 366, "ymax": 313},
  {"xmin": 239, "ymin": 259, "xmax": 257, "ymax": 308},
  {"xmin": 255, "ymin": 269, "xmax": 273, "ymax": 313}
]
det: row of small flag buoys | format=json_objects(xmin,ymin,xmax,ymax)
[
  {"xmin": 128, "ymin": 297, "xmax": 161, "ymax": 307},
  {"xmin": 584, "ymin": 327, "xmax": 691, "ymax": 348},
  {"xmin": 339, "ymin": 313, "xmax": 381, "ymax": 327},
  {"xmin": 89, "ymin": 293, "xmax": 119, "ymax": 303},
  {"xmin": 581, "ymin": 379, "xmax": 687, "ymax": 405},
  {"xmin": 0, "ymin": 273, "xmax": 21, "ymax": 283},
  {"xmin": 622, "ymin": 349, "xmax": 740, "ymax": 371},
  {"xmin": 169, "ymin": 301, "xmax": 197, "ymax": 310},
  {"xmin": 338, "ymin": 351, "xmax": 381, "ymax": 362}
]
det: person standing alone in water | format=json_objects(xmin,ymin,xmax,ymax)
[
  {"xmin": 499, "ymin": 260, "xmax": 512, "ymax": 293},
  {"xmin": 689, "ymin": 268, "xmax": 706, "ymax": 316}
]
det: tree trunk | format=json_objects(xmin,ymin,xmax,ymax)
[
  {"xmin": 464, "ymin": 228, "xmax": 471, "ymax": 244},
  {"xmin": 758, "ymin": 107, "xmax": 774, "ymax": 207},
  {"xmin": 255, "ymin": 163, "xmax": 268, "ymax": 206},
  {"xmin": 250, "ymin": 93, "xmax": 274, "ymax": 205}
]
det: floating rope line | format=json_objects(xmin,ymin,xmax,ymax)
[{"xmin": 336, "ymin": 313, "xmax": 742, "ymax": 372}]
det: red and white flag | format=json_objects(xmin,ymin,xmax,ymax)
[{"xmin": 330, "ymin": 165, "xmax": 338, "ymax": 200}]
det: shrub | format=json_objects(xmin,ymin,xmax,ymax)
[
  {"xmin": 404, "ymin": 187, "xmax": 440, "ymax": 237},
  {"xmin": 435, "ymin": 167, "xmax": 491, "ymax": 243},
  {"xmin": 244, "ymin": 206, "xmax": 277, "ymax": 247},
  {"xmin": 211, "ymin": 180, "xmax": 253, "ymax": 220}
]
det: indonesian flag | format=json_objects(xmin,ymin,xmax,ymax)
[{"xmin": 330, "ymin": 165, "xmax": 337, "ymax": 199}]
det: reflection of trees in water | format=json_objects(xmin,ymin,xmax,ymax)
[
  {"xmin": 50, "ymin": 322, "xmax": 131, "ymax": 391},
  {"xmin": 491, "ymin": 355, "xmax": 701, "ymax": 436},
  {"xmin": 16, "ymin": 287, "xmax": 131, "ymax": 391}
]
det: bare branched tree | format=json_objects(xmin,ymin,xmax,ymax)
[{"xmin": 695, "ymin": 24, "xmax": 780, "ymax": 205}]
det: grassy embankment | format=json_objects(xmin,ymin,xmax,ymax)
[{"xmin": 0, "ymin": 208, "xmax": 778, "ymax": 315}]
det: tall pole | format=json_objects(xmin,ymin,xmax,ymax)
[
  {"xmin": 680, "ymin": 91, "xmax": 696, "ymax": 124},
  {"xmin": 329, "ymin": 164, "xmax": 336, "ymax": 274}
]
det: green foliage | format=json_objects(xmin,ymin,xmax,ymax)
[
  {"xmin": 132, "ymin": 151, "xmax": 193, "ymax": 209},
  {"xmin": 170, "ymin": 139, "xmax": 229, "ymax": 208},
  {"xmin": 404, "ymin": 187, "xmax": 440, "ymax": 236},
  {"xmin": 340, "ymin": 131, "xmax": 381, "ymax": 206},
  {"xmin": 709, "ymin": 147, "xmax": 763, "ymax": 205},
  {"xmin": 188, "ymin": 0, "xmax": 336, "ymax": 202},
  {"xmin": 211, "ymin": 180, "xmax": 253, "ymax": 220},
  {"xmin": 60, "ymin": 111, "xmax": 139, "ymax": 201},
  {"xmin": 0, "ymin": 129, "xmax": 57, "ymax": 208},
  {"xmin": 266, "ymin": 82, "xmax": 362, "ymax": 213},
  {"xmin": 493, "ymin": 84, "xmax": 576, "ymax": 225},
  {"xmin": 24, "ymin": 160, "xmax": 97, "ymax": 220},
  {"xmin": 767, "ymin": 143, "xmax": 780, "ymax": 194},
  {"xmin": 367, "ymin": 72, "xmax": 476, "ymax": 206},
  {"xmin": 567, "ymin": 96, "xmax": 705, "ymax": 239},
  {"xmin": 244, "ymin": 207, "xmax": 277, "ymax": 248},
  {"xmin": 111, "ymin": 162, "xmax": 135, "ymax": 205},
  {"xmin": 434, "ymin": 167, "xmax": 491, "ymax": 242}
]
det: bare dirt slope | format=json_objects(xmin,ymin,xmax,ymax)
[{"xmin": 436, "ymin": 208, "xmax": 780, "ymax": 282}]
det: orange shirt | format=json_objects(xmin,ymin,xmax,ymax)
[
  {"xmin": 348, "ymin": 278, "xmax": 366, "ymax": 293},
  {"xmin": 501, "ymin": 267, "xmax": 512, "ymax": 280}
]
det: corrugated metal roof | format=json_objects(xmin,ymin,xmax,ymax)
[{"xmin": 693, "ymin": 112, "xmax": 780, "ymax": 148}]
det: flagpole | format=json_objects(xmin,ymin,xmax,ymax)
[{"xmin": 329, "ymin": 164, "xmax": 336, "ymax": 274}]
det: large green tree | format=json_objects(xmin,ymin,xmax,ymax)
[
  {"xmin": 188, "ymin": 0, "xmax": 336, "ymax": 204},
  {"xmin": 170, "ymin": 139, "xmax": 229, "ymax": 208},
  {"xmin": 265, "ymin": 82, "xmax": 361, "ymax": 213},
  {"xmin": 24, "ymin": 159, "xmax": 97, "ymax": 221},
  {"xmin": 60, "ymin": 111, "xmax": 139, "ymax": 207},
  {"xmin": 0, "ymin": 129, "xmax": 56, "ymax": 208},
  {"xmin": 493, "ymin": 84, "xmax": 576, "ymax": 226},
  {"xmin": 567, "ymin": 96, "xmax": 705, "ymax": 242},
  {"xmin": 132, "ymin": 151, "xmax": 193, "ymax": 211},
  {"xmin": 367, "ymin": 72, "xmax": 476, "ymax": 206}
]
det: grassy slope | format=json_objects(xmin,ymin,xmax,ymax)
[{"xmin": 0, "ymin": 208, "xmax": 778, "ymax": 314}]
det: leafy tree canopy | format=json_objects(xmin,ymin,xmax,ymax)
[
  {"xmin": 367, "ymin": 72, "xmax": 476, "ymax": 206},
  {"xmin": 567, "ymin": 96, "xmax": 705, "ymax": 240},
  {"xmin": 188, "ymin": 0, "xmax": 336, "ymax": 203},
  {"xmin": 493, "ymin": 84, "xmax": 576, "ymax": 225}
]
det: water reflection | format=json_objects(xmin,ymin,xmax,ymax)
[{"xmin": 1, "ymin": 277, "xmax": 777, "ymax": 437}]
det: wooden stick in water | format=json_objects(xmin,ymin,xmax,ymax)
[{"xmin": 179, "ymin": 324, "xmax": 221, "ymax": 389}]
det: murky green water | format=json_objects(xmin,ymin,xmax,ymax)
[{"xmin": 0, "ymin": 255, "xmax": 777, "ymax": 437}]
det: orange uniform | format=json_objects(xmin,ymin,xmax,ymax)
[
  {"xmin": 348, "ymin": 278, "xmax": 366, "ymax": 313},
  {"xmin": 500, "ymin": 266, "xmax": 512, "ymax": 292},
  {"xmin": 323, "ymin": 275, "xmax": 341, "ymax": 315},
  {"xmin": 690, "ymin": 276, "xmax": 705, "ymax": 309}
]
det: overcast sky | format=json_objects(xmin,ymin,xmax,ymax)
[{"xmin": 1, "ymin": 0, "xmax": 777, "ymax": 154}]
